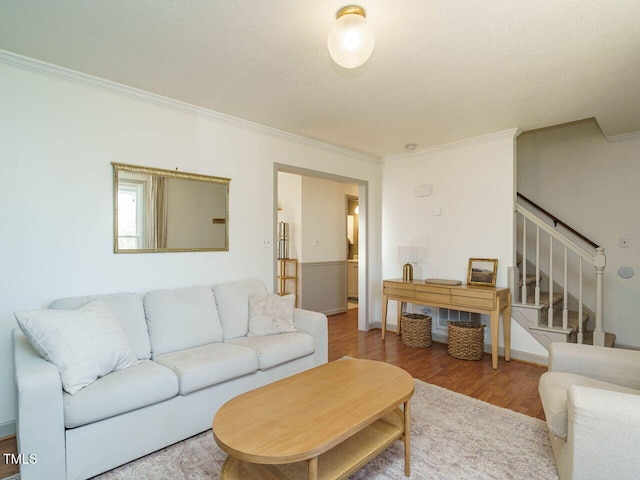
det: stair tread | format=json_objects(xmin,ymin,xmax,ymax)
[
  {"xmin": 518, "ymin": 274, "xmax": 537, "ymax": 286},
  {"xmin": 525, "ymin": 291, "xmax": 563, "ymax": 307},
  {"xmin": 551, "ymin": 309, "xmax": 589, "ymax": 329}
]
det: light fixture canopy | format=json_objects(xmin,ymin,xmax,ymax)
[{"xmin": 328, "ymin": 5, "xmax": 375, "ymax": 69}]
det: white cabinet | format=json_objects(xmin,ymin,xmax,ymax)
[{"xmin": 347, "ymin": 261, "xmax": 358, "ymax": 299}]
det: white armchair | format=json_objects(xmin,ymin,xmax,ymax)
[{"xmin": 539, "ymin": 342, "xmax": 640, "ymax": 480}]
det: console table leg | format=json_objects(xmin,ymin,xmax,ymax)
[
  {"xmin": 490, "ymin": 301, "xmax": 500, "ymax": 370},
  {"xmin": 504, "ymin": 292, "xmax": 512, "ymax": 362},
  {"xmin": 382, "ymin": 295, "xmax": 388, "ymax": 340},
  {"xmin": 404, "ymin": 399, "xmax": 411, "ymax": 477},
  {"xmin": 308, "ymin": 456, "xmax": 318, "ymax": 480}
]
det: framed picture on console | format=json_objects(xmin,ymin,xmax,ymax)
[{"xmin": 467, "ymin": 258, "xmax": 498, "ymax": 286}]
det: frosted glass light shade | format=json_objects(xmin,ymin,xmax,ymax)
[
  {"xmin": 328, "ymin": 7, "xmax": 375, "ymax": 69},
  {"xmin": 399, "ymin": 246, "xmax": 418, "ymax": 264}
]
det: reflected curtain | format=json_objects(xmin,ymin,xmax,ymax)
[{"xmin": 146, "ymin": 176, "xmax": 168, "ymax": 249}]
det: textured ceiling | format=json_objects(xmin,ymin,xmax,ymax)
[{"xmin": 1, "ymin": 0, "xmax": 639, "ymax": 158}]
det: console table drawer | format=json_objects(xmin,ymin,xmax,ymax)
[
  {"xmin": 415, "ymin": 292, "xmax": 450, "ymax": 304},
  {"xmin": 383, "ymin": 282, "xmax": 415, "ymax": 299},
  {"xmin": 451, "ymin": 289, "xmax": 495, "ymax": 309}
]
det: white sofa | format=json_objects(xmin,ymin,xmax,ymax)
[
  {"xmin": 13, "ymin": 279, "xmax": 328, "ymax": 480},
  {"xmin": 538, "ymin": 342, "xmax": 640, "ymax": 480}
]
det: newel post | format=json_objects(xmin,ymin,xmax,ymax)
[{"xmin": 593, "ymin": 247, "xmax": 606, "ymax": 347}]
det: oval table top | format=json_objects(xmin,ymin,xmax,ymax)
[{"xmin": 212, "ymin": 358, "xmax": 414, "ymax": 464}]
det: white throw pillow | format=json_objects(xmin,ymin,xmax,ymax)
[
  {"xmin": 15, "ymin": 298, "xmax": 139, "ymax": 394},
  {"xmin": 248, "ymin": 293, "xmax": 297, "ymax": 337}
]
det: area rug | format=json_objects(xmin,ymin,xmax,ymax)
[{"xmin": 89, "ymin": 379, "xmax": 557, "ymax": 479}]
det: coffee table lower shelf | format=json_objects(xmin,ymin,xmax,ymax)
[{"xmin": 220, "ymin": 408, "xmax": 405, "ymax": 480}]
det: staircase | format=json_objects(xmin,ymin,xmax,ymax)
[{"xmin": 510, "ymin": 195, "xmax": 616, "ymax": 350}]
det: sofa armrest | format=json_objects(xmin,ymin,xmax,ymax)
[
  {"xmin": 568, "ymin": 385, "xmax": 640, "ymax": 479},
  {"xmin": 13, "ymin": 328, "xmax": 66, "ymax": 480},
  {"xmin": 549, "ymin": 342, "xmax": 640, "ymax": 389},
  {"xmin": 293, "ymin": 308, "xmax": 328, "ymax": 365}
]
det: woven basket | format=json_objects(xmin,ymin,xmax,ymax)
[
  {"xmin": 447, "ymin": 321, "xmax": 485, "ymax": 360},
  {"xmin": 401, "ymin": 314, "xmax": 432, "ymax": 348}
]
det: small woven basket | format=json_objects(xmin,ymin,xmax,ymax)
[
  {"xmin": 401, "ymin": 314, "xmax": 432, "ymax": 348},
  {"xmin": 447, "ymin": 321, "xmax": 485, "ymax": 360}
]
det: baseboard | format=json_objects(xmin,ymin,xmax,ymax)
[
  {"xmin": 322, "ymin": 307, "xmax": 348, "ymax": 316},
  {"xmin": 0, "ymin": 421, "xmax": 15, "ymax": 438}
]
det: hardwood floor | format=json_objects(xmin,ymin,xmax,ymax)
[
  {"xmin": 0, "ymin": 435, "xmax": 18, "ymax": 479},
  {"xmin": 329, "ymin": 308, "xmax": 547, "ymax": 421}
]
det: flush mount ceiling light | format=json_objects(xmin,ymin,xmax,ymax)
[{"xmin": 327, "ymin": 5, "xmax": 375, "ymax": 69}]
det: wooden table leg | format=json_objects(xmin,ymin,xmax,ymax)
[
  {"xmin": 308, "ymin": 456, "xmax": 318, "ymax": 480},
  {"xmin": 382, "ymin": 294, "xmax": 388, "ymax": 340},
  {"xmin": 503, "ymin": 291, "xmax": 511, "ymax": 362},
  {"xmin": 397, "ymin": 301, "xmax": 403, "ymax": 336},
  {"xmin": 404, "ymin": 400, "xmax": 411, "ymax": 477},
  {"xmin": 490, "ymin": 297, "xmax": 500, "ymax": 370}
]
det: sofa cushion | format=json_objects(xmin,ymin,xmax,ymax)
[
  {"xmin": 16, "ymin": 299, "xmax": 140, "ymax": 395},
  {"xmin": 248, "ymin": 293, "xmax": 296, "ymax": 336},
  {"xmin": 154, "ymin": 343, "xmax": 259, "ymax": 394},
  {"xmin": 49, "ymin": 292, "xmax": 151, "ymax": 360},
  {"xmin": 539, "ymin": 371, "xmax": 640, "ymax": 439},
  {"xmin": 63, "ymin": 359, "xmax": 179, "ymax": 428},
  {"xmin": 213, "ymin": 279, "xmax": 268, "ymax": 340},
  {"xmin": 227, "ymin": 332, "xmax": 315, "ymax": 370},
  {"xmin": 144, "ymin": 286, "xmax": 224, "ymax": 357}
]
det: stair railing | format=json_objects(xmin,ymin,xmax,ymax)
[{"xmin": 515, "ymin": 202, "xmax": 606, "ymax": 346}]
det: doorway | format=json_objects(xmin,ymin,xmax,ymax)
[
  {"xmin": 274, "ymin": 163, "xmax": 368, "ymax": 332},
  {"xmin": 346, "ymin": 195, "xmax": 359, "ymax": 310}
]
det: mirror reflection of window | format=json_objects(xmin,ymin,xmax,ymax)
[{"xmin": 117, "ymin": 181, "xmax": 145, "ymax": 249}]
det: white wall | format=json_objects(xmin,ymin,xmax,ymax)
[
  {"xmin": 382, "ymin": 130, "xmax": 548, "ymax": 358},
  {"xmin": 0, "ymin": 58, "xmax": 383, "ymax": 434},
  {"xmin": 300, "ymin": 177, "xmax": 358, "ymax": 263},
  {"xmin": 518, "ymin": 120, "xmax": 640, "ymax": 348}
]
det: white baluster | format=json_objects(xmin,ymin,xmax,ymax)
[
  {"xmin": 578, "ymin": 258, "xmax": 583, "ymax": 344},
  {"xmin": 521, "ymin": 219, "xmax": 527, "ymax": 303},
  {"xmin": 535, "ymin": 226, "xmax": 540, "ymax": 305},
  {"xmin": 563, "ymin": 245, "xmax": 568, "ymax": 330},
  {"xmin": 548, "ymin": 236, "xmax": 554, "ymax": 328}
]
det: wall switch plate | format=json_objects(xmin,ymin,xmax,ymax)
[
  {"xmin": 313, "ymin": 238, "xmax": 320, "ymax": 246},
  {"xmin": 261, "ymin": 238, "xmax": 272, "ymax": 248},
  {"xmin": 620, "ymin": 236, "xmax": 630, "ymax": 248},
  {"xmin": 432, "ymin": 207, "xmax": 442, "ymax": 216}
]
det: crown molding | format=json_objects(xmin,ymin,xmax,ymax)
[
  {"xmin": 606, "ymin": 130, "xmax": 640, "ymax": 143},
  {"xmin": 0, "ymin": 49, "xmax": 380, "ymax": 165},
  {"xmin": 383, "ymin": 128, "xmax": 520, "ymax": 162}
]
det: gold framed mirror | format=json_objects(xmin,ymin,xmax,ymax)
[{"xmin": 113, "ymin": 163, "xmax": 230, "ymax": 253}]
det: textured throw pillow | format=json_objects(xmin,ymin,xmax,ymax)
[
  {"xmin": 15, "ymin": 298, "xmax": 139, "ymax": 394},
  {"xmin": 248, "ymin": 293, "xmax": 296, "ymax": 337}
]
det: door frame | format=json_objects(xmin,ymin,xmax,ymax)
[{"xmin": 274, "ymin": 163, "xmax": 369, "ymax": 331}]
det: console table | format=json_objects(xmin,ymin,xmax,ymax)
[{"xmin": 382, "ymin": 279, "xmax": 511, "ymax": 370}]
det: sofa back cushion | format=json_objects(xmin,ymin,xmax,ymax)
[
  {"xmin": 49, "ymin": 292, "xmax": 151, "ymax": 360},
  {"xmin": 144, "ymin": 286, "xmax": 223, "ymax": 357},
  {"xmin": 213, "ymin": 279, "xmax": 268, "ymax": 339}
]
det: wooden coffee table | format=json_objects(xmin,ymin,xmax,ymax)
[{"xmin": 212, "ymin": 359, "xmax": 414, "ymax": 480}]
